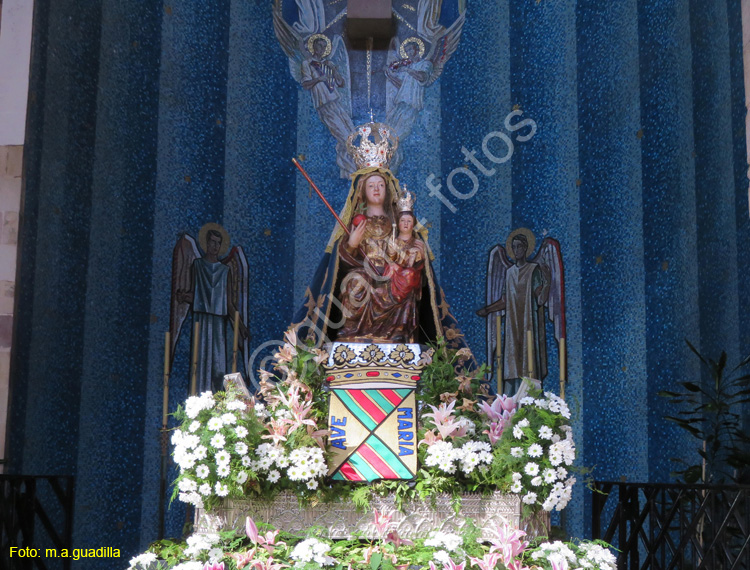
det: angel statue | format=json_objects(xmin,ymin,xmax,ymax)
[
  {"xmin": 272, "ymin": 1, "xmax": 356, "ymax": 177},
  {"xmin": 385, "ymin": 4, "xmax": 466, "ymax": 171},
  {"xmin": 476, "ymin": 228, "xmax": 566, "ymax": 395},
  {"xmin": 170, "ymin": 223, "xmax": 250, "ymax": 393},
  {"xmin": 291, "ymin": 121, "xmax": 473, "ymax": 354}
]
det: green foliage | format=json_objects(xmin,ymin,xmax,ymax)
[{"xmin": 659, "ymin": 342, "xmax": 750, "ymax": 484}]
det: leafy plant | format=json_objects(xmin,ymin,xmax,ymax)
[{"xmin": 659, "ymin": 341, "xmax": 750, "ymax": 484}]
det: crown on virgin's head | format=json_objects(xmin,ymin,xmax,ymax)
[{"xmin": 346, "ymin": 121, "xmax": 399, "ymax": 170}]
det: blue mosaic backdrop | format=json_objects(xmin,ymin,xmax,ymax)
[{"xmin": 8, "ymin": 0, "xmax": 750, "ymax": 566}]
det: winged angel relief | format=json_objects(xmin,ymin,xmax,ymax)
[
  {"xmin": 477, "ymin": 229, "xmax": 567, "ymax": 395},
  {"xmin": 273, "ymin": 0, "xmax": 466, "ymax": 177}
]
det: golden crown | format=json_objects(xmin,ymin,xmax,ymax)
[
  {"xmin": 346, "ymin": 122, "xmax": 399, "ymax": 170},
  {"xmin": 397, "ymin": 185, "xmax": 415, "ymax": 212}
]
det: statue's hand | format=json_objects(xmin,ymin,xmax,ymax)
[
  {"xmin": 476, "ymin": 306, "xmax": 489, "ymax": 318},
  {"xmin": 348, "ymin": 220, "xmax": 367, "ymax": 249}
]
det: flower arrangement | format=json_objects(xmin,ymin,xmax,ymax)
[
  {"xmin": 171, "ymin": 390, "xmax": 263, "ymax": 512},
  {"xmin": 169, "ymin": 332, "xmax": 578, "ymax": 516},
  {"xmin": 127, "ymin": 514, "xmax": 615, "ymax": 570}
]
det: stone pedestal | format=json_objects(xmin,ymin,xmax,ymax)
[{"xmin": 195, "ymin": 491, "xmax": 550, "ymax": 540}]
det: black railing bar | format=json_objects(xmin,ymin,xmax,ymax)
[
  {"xmin": 695, "ymin": 490, "xmax": 743, "ymax": 570},
  {"xmin": 726, "ymin": 528, "xmax": 750, "ymax": 570},
  {"xmin": 32, "ymin": 497, "xmax": 63, "ymax": 549}
]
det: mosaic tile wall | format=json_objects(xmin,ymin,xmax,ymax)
[{"xmin": 7, "ymin": 0, "xmax": 750, "ymax": 566}]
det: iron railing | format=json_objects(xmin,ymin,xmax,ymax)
[
  {"xmin": 0, "ymin": 476, "xmax": 75, "ymax": 570},
  {"xmin": 592, "ymin": 480, "xmax": 750, "ymax": 570}
]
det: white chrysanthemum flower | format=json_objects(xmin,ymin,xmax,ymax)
[
  {"xmin": 171, "ymin": 430, "xmax": 185, "ymax": 445},
  {"xmin": 198, "ymin": 483, "xmax": 212, "ymax": 496},
  {"xmin": 259, "ymin": 456, "xmax": 274, "ymax": 470},
  {"xmin": 512, "ymin": 472, "xmax": 522, "ymax": 482},
  {"xmin": 221, "ymin": 413, "xmax": 237, "ymax": 425},
  {"xmin": 425, "ymin": 531, "xmax": 463, "ymax": 552},
  {"xmin": 513, "ymin": 425, "xmax": 524, "ymax": 439},
  {"xmin": 217, "ymin": 464, "xmax": 230, "ymax": 478},
  {"xmin": 172, "ymin": 562, "xmax": 203, "ymax": 570},
  {"xmin": 510, "ymin": 447, "xmax": 524, "ymax": 458},
  {"xmin": 530, "ymin": 476, "xmax": 542, "ymax": 487},
  {"xmin": 275, "ymin": 454, "xmax": 290, "ymax": 468},
  {"xmin": 510, "ymin": 481, "xmax": 523, "ymax": 493},
  {"xmin": 267, "ymin": 469, "xmax": 281, "ymax": 483},
  {"xmin": 241, "ymin": 455, "xmax": 252, "ymax": 468},
  {"xmin": 195, "ymin": 464, "xmax": 210, "ymax": 479},
  {"xmin": 519, "ymin": 396, "xmax": 535, "ymax": 406},
  {"xmin": 291, "ymin": 538, "xmax": 334, "ymax": 566},
  {"xmin": 226, "ymin": 400, "xmax": 246, "ymax": 411},
  {"xmin": 182, "ymin": 434, "xmax": 200, "ymax": 449},
  {"xmin": 214, "ymin": 482, "xmax": 229, "ymax": 497},
  {"xmin": 208, "ymin": 547, "xmax": 223, "ymax": 562},
  {"xmin": 524, "ymin": 462, "xmax": 539, "ymax": 476},
  {"xmin": 307, "ymin": 479, "xmax": 319, "ymax": 490},
  {"xmin": 236, "ymin": 471, "xmax": 248, "ymax": 484},
  {"xmin": 517, "ymin": 418, "xmax": 530, "ymax": 428},
  {"xmin": 128, "ymin": 552, "xmax": 157, "ymax": 569},
  {"xmin": 209, "ymin": 434, "xmax": 225, "ymax": 449},
  {"xmin": 234, "ymin": 442, "xmax": 248, "ymax": 455},
  {"xmin": 177, "ymin": 453, "xmax": 196, "ymax": 470},
  {"xmin": 522, "ymin": 492, "xmax": 537, "ymax": 504},
  {"xmin": 193, "ymin": 445, "xmax": 208, "ymax": 460},
  {"xmin": 178, "ymin": 478, "xmax": 197, "ymax": 492},
  {"xmin": 433, "ymin": 550, "xmax": 451, "ymax": 565},
  {"xmin": 235, "ymin": 425, "xmax": 248, "ymax": 438},
  {"xmin": 207, "ymin": 417, "xmax": 223, "ymax": 431},
  {"xmin": 556, "ymin": 467, "xmax": 568, "ymax": 479},
  {"xmin": 538, "ymin": 425, "xmax": 554, "ymax": 439},
  {"xmin": 215, "ymin": 450, "xmax": 231, "ymax": 465},
  {"xmin": 528, "ymin": 444, "xmax": 543, "ymax": 458},
  {"xmin": 254, "ymin": 403, "xmax": 269, "ymax": 418},
  {"xmin": 534, "ymin": 398, "xmax": 549, "ymax": 409},
  {"xmin": 188, "ymin": 421, "xmax": 201, "ymax": 433},
  {"xmin": 543, "ymin": 468, "xmax": 557, "ymax": 483}
]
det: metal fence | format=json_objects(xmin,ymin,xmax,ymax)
[
  {"xmin": 0, "ymin": 476, "xmax": 75, "ymax": 570},
  {"xmin": 592, "ymin": 481, "xmax": 750, "ymax": 570}
]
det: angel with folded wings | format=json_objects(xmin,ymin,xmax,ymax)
[
  {"xmin": 272, "ymin": 0, "xmax": 355, "ymax": 178},
  {"xmin": 477, "ymin": 228, "xmax": 566, "ymax": 395},
  {"xmin": 170, "ymin": 223, "xmax": 250, "ymax": 393},
  {"xmin": 385, "ymin": 4, "xmax": 466, "ymax": 170}
]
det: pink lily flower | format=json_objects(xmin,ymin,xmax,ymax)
[
  {"xmin": 246, "ymin": 517, "xmax": 285, "ymax": 554},
  {"xmin": 384, "ymin": 530, "xmax": 413, "ymax": 548},
  {"xmin": 443, "ymin": 559, "xmax": 466, "ymax": 570},
  {"xmin": 478, "ymin": 395, "xmax": 516, "ymax": 421},
  {"xmin": 419, "ymin": 430, "xmax": 442, "ymax": 447},
  {"xmin": 489, "ymin": 524, "xmax": 528, "ymax": 566},
  {"xmin": 202, "ymin": 562, "xmax": 224, "ymax": 570},
  {"xmin": 372, "ymin": 508, "xmax": 392, "ymax": 538},
  {"xmin": 469, "ymin": 553, "xmax": 502, "ymax": 570},
  {"xmin": 423, "ymin": 401, "xmax": 459, "ymax": 439},
  {"xmin": 251, "ymin": 558, "xmax": 289, "ymax": 570},
  {"xmin": 230, "ymin": 550, "xmax": 256, "ymax": 570},
  {"xmin": 484, "ymin": 421, "xmax": 504, "ymax": 445}
]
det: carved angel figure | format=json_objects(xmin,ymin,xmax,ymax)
[
  {"xmin": 385, "ymin": 3, "xmax": 466, "ymax": 170},
  {"xmin": 477, "ymin": 229, "xmax": 566, "ymax": 395},
  {"xmin": 272, "ymin": 0, "xmax": 355, "ymax": 177},
  {"xmin": 170, "ymin": 224, "xmax": 250, "ymax": 393}
]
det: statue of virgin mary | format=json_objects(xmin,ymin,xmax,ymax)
[{"xmin": 291, "ymin": 123, "xmax": 470, "ymax": 352}]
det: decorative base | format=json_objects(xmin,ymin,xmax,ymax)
[{"xmin": 194, "ymin": 492, "xmax": 550, "ymax": 540}]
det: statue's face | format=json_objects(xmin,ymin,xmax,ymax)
[
  {"xmin": 399, "ymin": 214, "xmax": 414, "ymax": 234},
  {"xmin": 406, "ymin": 43, "xmax": 419, "ymax": 59},
  {"xmin": 207, "ymin": 234, "xmax": 222, "ymax": 257},
  {"xmin": 512, "ymin": 239, "xmax": 527, "ymax": 261},
  {"xmin": 364, "ymin": 175, "xmax": 386, "ymax": 206}
]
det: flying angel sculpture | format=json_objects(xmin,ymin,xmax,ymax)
[
  {"xmin": 272, "ymin": 0, "xmax": 355, "ymax": 177},
  {"xmin": 477, "ymin": 228, "xmax": 567, "ymax": 396},
  {"xmin": 170, "ymin": 224, "xmax": 251, "ymax": 393}
]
